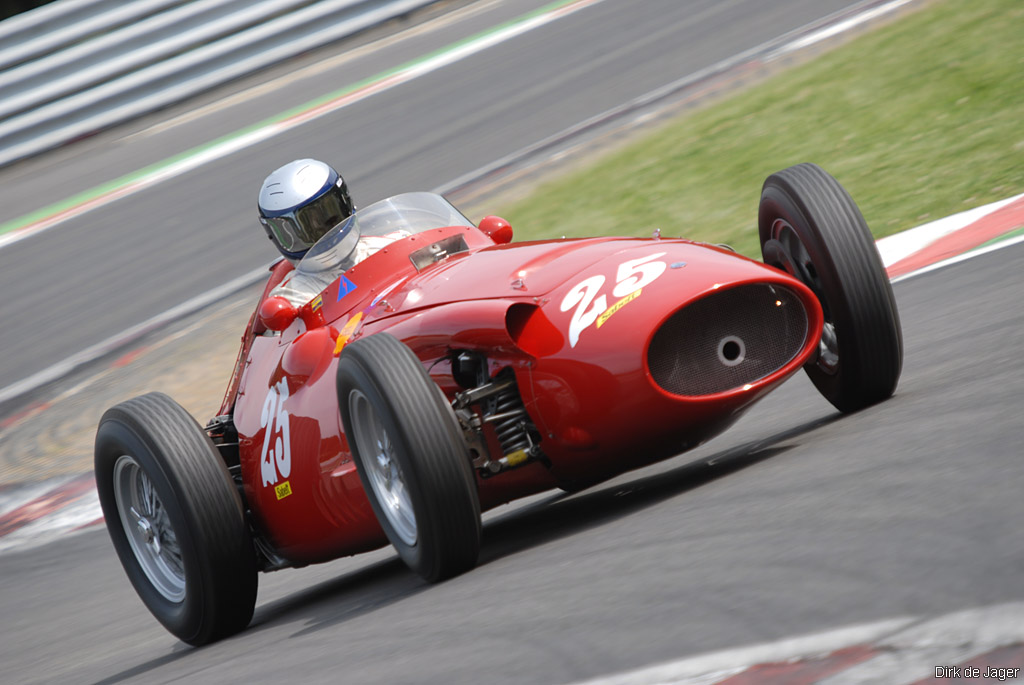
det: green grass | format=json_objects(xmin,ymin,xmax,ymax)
[
  {"xmin": 497, "ymin": 0, "xmax": 1024, "ymax": 257},
  {"xmin": 979, "ymin": 224, "xmax": 1024, "ymax": 248}
]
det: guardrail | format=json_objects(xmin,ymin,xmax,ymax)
[{"xmin": 0, "ymin": 0, "xmax": 441, "ymax": 169}]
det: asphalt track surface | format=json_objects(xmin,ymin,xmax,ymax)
[
  {"xmin": 0, "ymin": 0, "xmax": 865, "ymax": 399},
  {"xmin": 1, "ymin": 239, "xmax": 1021, "ymax": 683}
]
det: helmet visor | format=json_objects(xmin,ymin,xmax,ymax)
[{"xmin": 263, "ymin": 182, "xmax": 353, "ymax": 255}]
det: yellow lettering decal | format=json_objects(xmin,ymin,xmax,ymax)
[
  {"xmin": 310, "ymin": 295, "xmax": 323, "ymax": 311},
  {"xmin": 274, "ymin": 481, "xmax": 293, "ymax": 500},
  {"xmin": 596, "ymin": 289, "xmax": 642, "ymax": 328}
]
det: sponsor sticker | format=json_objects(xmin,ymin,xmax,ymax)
[
  {"xmin": 310, "ymin": 294, "xmax": 323, "ymax": 311},
  {"xmin": 274, "ymin": 481, "xmax": 293, "ymax": 500},
  {"xmin": 336, "ymin": 274, "xmax": 358, "ymax": 301},
  {"xmin": 596, "ymin": 289, "xmax": 642, "ymax": 328},
  {"xmin": 333, "ymin": 311, "xmax": 364, "ymax": 355}
]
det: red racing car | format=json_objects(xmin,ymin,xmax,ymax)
[{"xmin": 94, "ymin": 163, "xmax": 901, "ymax": 645}]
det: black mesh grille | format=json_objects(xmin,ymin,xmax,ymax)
[{"xmin": 648, "ymin": 284, "xmax": 808, "ymax": 396}]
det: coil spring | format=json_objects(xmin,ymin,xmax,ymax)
[{"xmin": 491, "ymin": 383, "xmax": 531, "ymax": 456}]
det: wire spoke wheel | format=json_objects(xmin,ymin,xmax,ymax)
[
  {"xmin": 348, "ymin": 389, "xmax": 417, "ymax": 546},
  {"xmin": 766, "ymin": 219, "xmax": 839, "ymax": 375},
  {"xmin": 113, "ymin": 455, "xmax": 186, "ymax": 602}
]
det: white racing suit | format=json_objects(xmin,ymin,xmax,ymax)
[{"xmin": 269, "ymin": 232, "xmax": 409, "ymax": 308}]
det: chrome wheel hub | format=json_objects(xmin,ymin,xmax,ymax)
[
  {"xmin": 136, "ymin": 516, "xmax": 157, "ymax": 551},
  {"xmin": 818, "ymin": 321, "xmax": 840, "ymax": 374}
]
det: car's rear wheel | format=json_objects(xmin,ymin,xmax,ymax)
[
  {"xmin": 759, "ymin": 163, "xmax": 902, "ymax": 412},
  {"xmin": 94, "ymin": 393, "xmax": 258, "ymax": 645},
  {"xmin": 337, "ymin": 333, "xmax": 481, "ymax": 582}
]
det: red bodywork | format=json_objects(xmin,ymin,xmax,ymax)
[{"xmin": 218, "ymin": 221, "xmax": 823, "ymax": 566}]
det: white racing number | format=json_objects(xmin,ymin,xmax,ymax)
[
  {"xmin": 613, "ymin": 252, "xmax": 667, "ymax": 297},
  {"xmin": 260, "ymin": 378, "xmax": 292, "ymax": 487},
  {"xmin": 560, "ymin": 275, "xmax": 607, "ymax": 349},
  {"xmin": 560, "ymin": 252, "xmax": 666, "ymax": 347}
]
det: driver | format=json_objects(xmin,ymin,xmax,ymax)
[{"xmin": 257, "ymin": 159, "xmax": 405, "ymax": 307}]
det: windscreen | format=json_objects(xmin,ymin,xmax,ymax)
[
  {"xmin": 296, "ymin": 192, "xmax": 473, "ymax": 276},
  {"xmin": 272, "ymin": 193, "xmax": 475, "ymax": 307}
]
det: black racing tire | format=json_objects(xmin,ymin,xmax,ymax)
[
  {"xmin": 94, "ymin": 393, "xmax": 258, "ymax": 646},
  {"xmin": 337, "ymin": 333, "xmax": 481, "ymax": 582},
  {"xmin": 758, "ymin": 163, "xmax": 903, "ymax": 412}
]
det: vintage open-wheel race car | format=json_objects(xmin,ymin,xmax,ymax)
[{"xmin": 94, "ymin": 163, "xmax": 901, "ymax": 645}]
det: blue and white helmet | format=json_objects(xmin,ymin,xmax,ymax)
[{"xmin": 258, "ymin": 159, "xmax": 356, "ymax": 260}]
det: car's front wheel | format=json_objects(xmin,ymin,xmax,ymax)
[
  {"xmin": 759, "ymin": 163, "xmax": 903, "ymax": 412},
  {"xmin": 94, "ymin": 392, "xmax": 258, "ymax": 645},
  {"xmin": 337, "ymin": 333, "xmax": 481, "ymax": 582}
]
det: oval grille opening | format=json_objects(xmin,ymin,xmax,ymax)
[{"xmin": 648, "ymin": 284, "xmax": 808, "ymax": 396}]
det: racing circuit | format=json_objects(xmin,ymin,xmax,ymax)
[{"xmin": 2, "ymin": 0, "xmax": 1023, "ymax": 683}]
